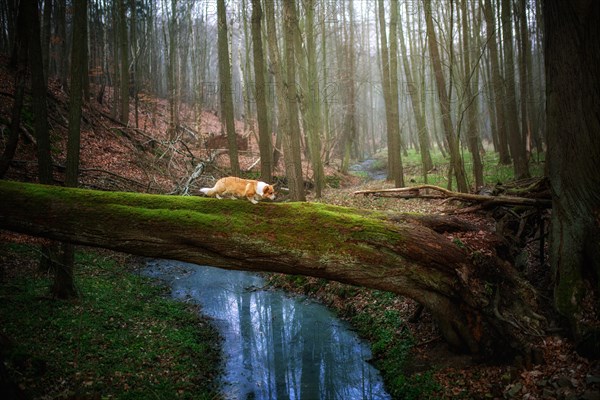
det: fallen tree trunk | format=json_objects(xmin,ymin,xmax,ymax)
[
  {"xmin": 354, "ymin": 184, "xmax": 552, "ymax": 210},
  {"xmin": 0, "ymin": 180, "xmax": 545, "ymax": 359}
]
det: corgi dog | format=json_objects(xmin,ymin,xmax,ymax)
[{"xmin": 200, "ymin": 177, "xmax": 276, "ymax": 204}]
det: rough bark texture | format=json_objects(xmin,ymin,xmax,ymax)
[
  {"xmin": 0, "ymin": 180, "xmax": 547, "ymax": 359},
  {"xmin": 424, "ymin": 0, "xmax": 468, "ymax": 193},
  {"xmin": 250, "ymin": 0, "xmax": 272, "ymax": 183},
  {"xmin": 544, "ymin": 0, "xmax": 600, "ymax": 358},
  {"xmin": 217, "ymin": 0, "xmax": 240, "ymax": 176}
]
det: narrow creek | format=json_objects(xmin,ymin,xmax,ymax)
[{"xmin": 144, "ymin": 259, "xmax": 391, "ymax": 400}]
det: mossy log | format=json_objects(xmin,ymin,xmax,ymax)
[{"xmin": 0, "ymin": 180, "xmax": 544, "ymax": 359}]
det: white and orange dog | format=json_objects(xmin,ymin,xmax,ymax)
[{"xmin": 200, "ymin": 177, "xmax": 276, "ymax": 204}]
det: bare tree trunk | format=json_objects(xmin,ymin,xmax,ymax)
[
  {"xmin": 377, "ymin": 0, "xmax": 403, "ymax": 187},
  {"xmin": 53, "ymin": 0, "xmax": 88, "ymax": 300},
  {"xmin": 41, "ymin": 0, "xmax": 52, "ymax": 86},
  {"xmin": 118, "ymin": 0, "xmax": 129, "ymax": 125},
  {"xmin": 56, "ymin": 0, "xmax": 68, "ymax": 88},
  {"xmin": 264, "ymin": 0, "xmax": 287, "ymax": 175},
  {"xmin": 501, "ymin": 0, "xmax": 529, "ymax": 179},
  {"xmin": 282, "ymin": 0, "xmax": 305, "ymax": 201},
  {"xmin": 250, "ymin": 0, "xmax": 272, "ymax": 183},
  {"xmin": 544, "ymin": 0, "xmax": 600, "ymax": 359},
  {"xmin": 130, "ymin": 0, "xmax": 138, "ymax": 128},
  {"xmin": 320, "ymin": 3, "xmax": 332, "ymax": 165},
  {"xmin": 424, "ymin": 0, "xmax": 469, "ymax": 192},
  {"xmin": 483, "ymin": 0, "xmax": 511, "ymax": 164},
  {"xmin": 517, "ymin": 0, "xmax": 531, "ymax": 156},
  {"xmin": 303, "ymin": 0, "xmax": 324, "ymax": 197},
  {"xmin": 460, "ymin": 0, "xmax": 484, "ymax": 189},
  {"xmin": 398, "ymin": 5, "xmax": 433, "ymax": 178},
  {"xmin": 217, "ymin": 0, "xmax": 240, "ymax": 176}
]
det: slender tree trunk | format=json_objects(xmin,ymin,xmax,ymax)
[
  {"xmin": 518, "ymin": 0, "xmax": 531, "ymax": 156},
  {"xmin": 53, "ymin": 0, "xmax": 88, "ymax": 300},
  {"xmin": 166, "ymin": 0, "xmax": 179, "ymax": 138},
  {"xmin": 320, "ymin": 3, "xmax": 331, "ymax": 165},
  {"xmin": 483, "ymin": 0, "xmax": 511, "ymax": 165},
  {"xmin": 460, "ymin": 0, "xmax": 484, "ymax": 188},
  {"xmin": 41, "ymin": 0, "xmax": 52, "ymax": 86},
  {"xmin": 282, "ymin": 0, "xmax": 305, "ymax": 201},
  {"xmin": 217, "ymin": 0, "xmax": 240, "ymax": 176},
  {"xmin": 130, "ymin": 0, "xmax": 138, "ymax": 128},
  {"xmin": 388, "ymin": 0, "xmax": 404, "ymax": 187},
  {"xmin": 250, "ymin": 0, "xmax": 272, "ymax": 183},
  {"xmin": 424, "ymin": 0, "xmax": 469, "ymax": 192},
  {"xmin": 544, "ymin": 0, "xmax": 600, "ymax": 359},
  {"xmin": 398, "ymin": 6, "xmax": 433, "ymax": 178},
  {"xmin": 118, "ymin": 0, "xmax": 129, "ymax": 125},
  {"xmin": 56, "ymin": 0, "xmax": 68, "ymax": 88},
  {"xmin": 501, "ymin": 0, "xmax": 529, "ymax": 179},
  {"xmin": 302, "ymin": 0, "xmax": 324, "ymax": 197},
  {"xmin": 264, "ymin": 0, "xmax": 287, "ymax": 175},
  {"xmin": 377, "ymin": 0, "xmax": 403, "ymax": 187},
  {"xmin": 28, "ymin": 1, "xmax": 53, "ymax": 185},
  {"xmin": 15, "ymin": 0, "xmax": 59, "ymax": 278}
]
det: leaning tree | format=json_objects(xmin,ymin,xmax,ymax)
[{"xmin": 0, "ymin": 180, "xmax": 545, "ymax": 360}]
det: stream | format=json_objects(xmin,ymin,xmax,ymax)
[
  {"xmin": 349, "ymin": 159, "xmax": 387, "ymax": 181},
  {"xmin": 143, "ymin": 259, "xmax": 391, "ymax": 400}
]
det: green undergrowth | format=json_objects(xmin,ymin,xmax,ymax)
[
  {"xmin": 358, "ymin": 148, "xmax": 545, "ymax": 188},
  {"xmin": 266, "ymin": 273, "xmax": 441, "ymax": 400},
  {"xmin": 0, "ymin": 243, "xmax": 221, "ymax": 399}
]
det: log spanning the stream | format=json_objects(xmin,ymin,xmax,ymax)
[{"xmin": 0, "ymin": 180, "xmax": 544, "ymax": 359}]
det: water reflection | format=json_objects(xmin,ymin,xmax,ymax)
[{"xmin": 144, "ymin": 260, "xmax": 390, "ymax": 400}]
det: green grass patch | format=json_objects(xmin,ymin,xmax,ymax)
[
  {"xmin": 0, "ymin": 243, "xmax": 221, "ymax": 399},
  {"xmin": 355, "ymin": 148, "xmax": 545, "ymax": 189},
  {"xmin": 348, "ymin": 290, "xmax": 441, "ymax": 399}
]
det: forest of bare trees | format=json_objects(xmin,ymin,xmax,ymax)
[
  {"xmin": 1, "ymin": 0, "xmax": 598, "ymax": 366},
  {"xmin": 0, "ymin": 0, "xmax": 545, "ymax": 199}
]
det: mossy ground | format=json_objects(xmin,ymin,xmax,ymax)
[{"xmin": 0, "ymin": 241, "xmax": 222, "ymax": 399}]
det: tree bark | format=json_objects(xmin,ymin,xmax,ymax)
[
  {"xmin": 482, "ymin": 0, "xmax": 511, "ymax": 165},
  {"xmin": 303, "ymin": 0, "xmax": 325, "ymax": 198},
  {"xmin": 387, "ymin": 0, "xmax": 404, "ymax": 187},
  {"xmin": 501, "ymin": 0, "xmax": 529, "ymax": 180},
  {"xmin": 53, "ymin": 0, "xmax": 88, "ymax": 300},
  {"xmin": 460, "ymin": 0, "xmax": 484, "ymax": 189},
  {"xmin": 217, "ymin": 0, "xmax": 240, "ymax": 176},
  {"xmin": 377, "ymin": 0, "xmax": 403, "ymax": 187},
  {"xmin": 543, "ymin": 0, "xmax": 600, "ymax": 359},
  {"xmin": 424, "ymin": 0, "xmax": 469, "ymax": 193},
  {"xmin": 0, "ymin": 180, "xmax": 545, "ymax": 360},
  {"xmin": 281, "ymin": 0, "xmax": 305, "ymax": 201},
  {"xmin": 250, "ymin": 0, "xmax": 272, "ymax": 183},
  {"xmin": 118, "ymin": 0, "xmax": 129, "ymax": 125},
  {"xmin": 398, "ymin": 9, "xmax": 433, "ymax": 177}
]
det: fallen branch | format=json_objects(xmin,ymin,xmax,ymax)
[{"xmin": 354, "ymin": 184, "xmax": 552, "ymax": 209}]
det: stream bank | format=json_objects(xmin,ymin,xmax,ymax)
[{"xmin": 144, "ymin": 259, "xmax": 391, "ymax": 400}]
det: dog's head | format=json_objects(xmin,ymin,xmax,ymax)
[{"xmin": 261, "ymin": 183, "xmax": 276, "ymax": 200}]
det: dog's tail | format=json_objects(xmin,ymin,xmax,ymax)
[{"xmin": 200, "ymin": 186, "xmax": 215, "ymax": 196}]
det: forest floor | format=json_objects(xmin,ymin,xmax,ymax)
[
  {"xmin": 1, "ymin": 57, "xmax": 599, "ymax": 399},
  {"xmin": 298, "ymin": 185, "xmax": 600, "ymax": 400}
]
